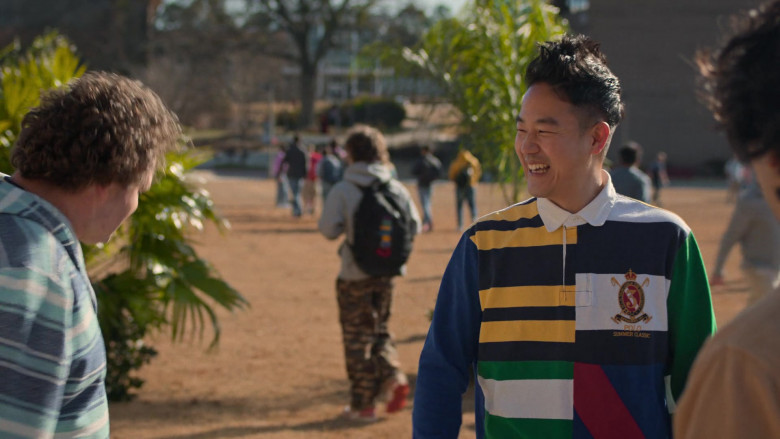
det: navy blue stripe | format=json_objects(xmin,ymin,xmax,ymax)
[
  {"xmin": 0, "ymin": 306, "xmax": 65, "ymax": 332},
  {"xmin": 478, "ymin": 331, "xmax": 668, "ymax": 364},
  {"xmin": 482, "ymin": 306, "xmax": 575, "ymax": 322},
  {"xmin": 574, "ymin": 330, "xmax": 668, "ymax": 365},
  {"xmin": 60, "ymin": 384, "xmax": 106, "ymax": 419},
  {"xmin": 576, "ymin": 221, "xmax": 686, "ymax": 278},
  {"xmin": 0, "ymin": 366, "xmax": 61, "ymax": 413},
  {"xmin": 479, "ymin": 340, "xmax": 574, "ymax": 362},
  {"xmin": 475, "ymin": 215, "xmax": 544, "ymax": 232},
  {"xmin": 478, "ymin": 245, "xmax": 574, "ymax": 290}
]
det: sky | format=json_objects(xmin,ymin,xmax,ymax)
[{"xmin": 385, "ymin": 0, "xmax": 469, "ymax": 15}]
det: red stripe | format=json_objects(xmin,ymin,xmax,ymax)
[{"xmin": 574, "ymin": 363, "xmax": 645, "ymax": 439}]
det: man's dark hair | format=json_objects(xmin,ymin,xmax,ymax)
[
  {"xmin": 697, "ymin": 0, "xmax": 780, "ymax": 163},
  {"xmin": 526, "ymin": 34, "xmax": 625, "ymax": 129},
  {"xmin": 345, "ymin": 125, "xmax": 388, "ymax": 164},
  {"xmin": 12, "ymin": 71, "xmax": 181, "ymax": 190},
  {"xmin": 618, "ymin": 141, "xmax": 642, "ymax": 165}
]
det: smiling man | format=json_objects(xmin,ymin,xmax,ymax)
[
  {"xmin": 413, "ymin": 35, "xmax": 716, "ymax": 439},
  {"xmin": 0, "ymin": 72, "xmax": 181, "ymax": 438}
]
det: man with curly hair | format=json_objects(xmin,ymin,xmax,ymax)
[
  {"xmin": 675, "ymin": 2, "xmax": 780, "ymax": 437},
  {"xmin": 0, "ymin": 71, "xmax": 181, "ymax": 438},
  {"xmin": 413, "ymin": 34, "xmax": 715, "ymax": 438}
]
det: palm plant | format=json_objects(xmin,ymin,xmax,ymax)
[
  {"xmin": 0, "ymin": 32, "xmax": 248, "ymax": 401},
  {"xmin": 402, "ymin": 0, "xmax": 567, "ymax": 203}
]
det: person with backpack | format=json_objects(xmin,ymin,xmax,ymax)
[
  {"xmin": 318, "ymin": 125, "xmax": 421, "ymax": 422},
  {"xmin": 316, "ymin": 139, "xmax": 344, "ymax": 203},
  {"xmin": 448, "ymin": 149, "xmax": 482, "ymax": 231},
  {"xmin": 411, "ymin": 145, "xmax": 442, "ymax": 232}
]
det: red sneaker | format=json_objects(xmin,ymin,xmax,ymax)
[{"xmin": 385, "ymin": 383, "xmax": 410, "ymax": 414}]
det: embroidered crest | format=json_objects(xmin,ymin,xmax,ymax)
[{"xmin": 611, "ymin": 269, "xmax": 653, "ymax": 324}]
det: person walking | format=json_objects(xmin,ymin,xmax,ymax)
[
  {"xmin": 675, "ymin": 3, "xmax": 780, "ymax": 436},
  {"xmin": 318, "ymin": 125, "xmax": 421, "ymax": 422},
  {"xmin": 317, "ymin": 139, "xmax": 344, "ymax": 203},
  {"xmin": 413, "ymin": 35, "xmax": 715, "ymax": 439},
  {"xmin": 0, "ymin": 72, "xmax": 182, "ymax": 438},
  {"xmin": 709, "ymin": 177, "xmax": 780, "ymax": 304},
  {"xmin": 448, "ymin": 149, "xmax": 482, "ymax": 231},
  {"xmin": 650, "ymin": 151, "xmax": 670, "ymax": 206},
  {"xmin": 272, "ymin": 144, "xmax": 290, "ymax": 208},
  {"xmin": 411, "ymin": 145, "xmax": 442, "ymax": 232},
  {"xmin": 282, "ymin": 134, "xmax": 308, "ymax": 217},
  {"xmin": 302, "ymin": 143, "xmax": 322, "ymax": 215},
  {"xmin": 609, "ymin": 141, "xmax": 652, "ymax": 203}
]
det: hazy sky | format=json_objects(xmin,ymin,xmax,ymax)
[{"xmin": 390, "ymin": 0, "xmax": 469, "ymax": 15}]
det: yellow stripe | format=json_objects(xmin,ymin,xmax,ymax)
[
  {"xmin": 479, "ymin": 285, "xmax": 575, "ymax": 309},
  {"xmin": 471, "ymin": 226, "xmax": 577, "ymax": 250},
  {"xmin": 480, "ymin": 320, "xmax": 575, "ymax": 343}
]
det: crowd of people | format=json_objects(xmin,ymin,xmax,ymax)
[{"xmin": 1, "ymin": 0, "xmax": 779, "ymax": 437}]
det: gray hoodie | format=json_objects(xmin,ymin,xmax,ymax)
[{"xmin": 318, "ymin": 162, "xmax": 422, "ymax": 280}]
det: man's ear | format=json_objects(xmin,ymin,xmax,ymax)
[{"xmin": 590, "ymin": 121, "xmax": 611, "ymax": 155}]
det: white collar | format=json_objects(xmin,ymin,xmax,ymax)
[{"xmin": 537, "ymin": 170, "xmax": 617, "ymax": 232}]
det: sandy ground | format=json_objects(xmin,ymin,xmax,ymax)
[{"xmin": 109, "ymin": 172, "xmax": 748, "ymax": 438}]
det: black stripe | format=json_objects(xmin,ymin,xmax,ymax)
[
  {"xmin": 575, "ymin": 330, "xmax": 668, "ymax": 365},
  {"xmin": 475, "ymin": 215, "xmax": 544, "ymax": 232},
  {"xmin": 482, "ymin": 306, "xmax": 575, "ymax": 322},
  {"xmin": 479, "ymin": 340, "xmax": 574, "ymax": 362},
  {"xmin": 576, "ymin": 221, "xmax": 686, "ymax": 277},
  {"xmin": 478, "ymin": 331, "xmax": 668, "ymax": 365},
  {"xmin": 478, "ymin": 245, "xmax": 574, "ymax": 290}
]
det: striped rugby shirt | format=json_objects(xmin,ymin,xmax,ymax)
[
  {"xmin": 414, "ymin": 177, "xmax": 716, "ymax": 438},
  {"xmin": 0, "ymin": 176, "xmax": 109, "ymax": 438}
]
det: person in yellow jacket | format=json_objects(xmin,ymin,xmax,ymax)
[{"xmin": 448, "ymin": 150, "xmax": 482, "ymax": 230}]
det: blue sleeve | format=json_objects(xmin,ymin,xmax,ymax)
[{"xmin": 413, "ymin": 232, "xmax": 482, "ymax": 438}]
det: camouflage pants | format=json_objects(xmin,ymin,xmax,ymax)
[{"xmin": 336, "ymin": 276, "xmax": 404, "ymax": 411}]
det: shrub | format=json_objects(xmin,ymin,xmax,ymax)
[{"xmin": 340, "ymin": 97, "xmax": 406, "ymax": 129}]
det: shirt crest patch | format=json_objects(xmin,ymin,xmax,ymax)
[{"xmin": 611, "ymin": 269, "xmax": 653, "ymax": 324}]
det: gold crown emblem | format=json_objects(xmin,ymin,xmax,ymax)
[{"xmin": 624, "ymin": 269, "xmax": 637, "ymax": 281}]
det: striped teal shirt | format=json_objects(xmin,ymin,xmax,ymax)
[{"xmin": 0, "ymin": 175, "xmax": 109, "ymax": 438}]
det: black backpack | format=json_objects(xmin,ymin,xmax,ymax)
[{"xmin": 349, "ymin": 180, "xmax": 414, "ymax": 277}]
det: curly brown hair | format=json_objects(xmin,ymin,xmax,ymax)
[
  {"xmin": 344, "ymin": 124, "xmax": 389, "ymax": 164},
  {"xmin": 11, "ymin": 71, "xmax": 182, "ymax": 190},
  {"xmin": 697, "ymin": 0, "xmax": 780, "ymax": 163}
]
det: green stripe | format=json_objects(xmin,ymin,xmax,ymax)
[
  {"xmin": 485, "ymin": 413, "xmax": 572, "ymax": 438},
  {"xmin": 666, "ymin": 232, "xmax": 716, "ymax": 400},
  {"xmin": 478, "ymin": 361, "xmax": 573, "ymax": 381}
]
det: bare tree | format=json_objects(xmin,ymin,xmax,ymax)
[{"xmin": 245, "ymin": 0, "xmax": 380, "ymax": 129}]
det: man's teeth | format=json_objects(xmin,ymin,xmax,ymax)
[{"xmin": 528, "ymin": 164, "xmax": 549, "ymax": 173}]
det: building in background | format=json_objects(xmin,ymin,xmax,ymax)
[{"xmin": 557, "ymin": 0, "xmax": 764, "ymax": 175}]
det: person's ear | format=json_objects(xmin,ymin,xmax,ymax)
[{"xmin": 590, "ymin": 121, "xmax": 611, "ymax": 155}]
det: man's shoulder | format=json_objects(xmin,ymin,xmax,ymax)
[
  {"xmin": 609, "ymin": 197, "xmax": 690, "ymax": 233},
  {"xmin": 473, "ymin": 198, "xmax": 539, "ymax": 228}
]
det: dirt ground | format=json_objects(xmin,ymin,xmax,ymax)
[{"xmin": 109, "ymin": 172, "xmax": 748, "ymax": 439}]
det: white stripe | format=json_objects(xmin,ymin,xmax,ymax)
[
  {"xmin": 0, "ymin": 274, "xmax": 72, "ymax": 309},
  {"xmin": 0, "ymin": 359, "xmax": 66, "ymax": 386},
  {"xmin": 52, "ymin": 408, "xmax": 108, "ymax": 438},
  {"xmin": 0, "ymin": 417, "xmax": 52, "ymax": 438},
  {"xmin": 478, "ymin": 377, "xmax": 573, "ymax": 420},
  {"xmin": 66, "ymin": 305, "xmax": 95, "ymax": 341},
  {"xmin": 0, "ymin": 337, "xmax": 66, "ymax": 364},
  {"xmin": 0, "ymin": 189, "xmax": 22, "ymax": 211}
]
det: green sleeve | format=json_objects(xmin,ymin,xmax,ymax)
[{"xmin": 666, "ymin": 232, "xmax": 717, "ymax": 401}]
